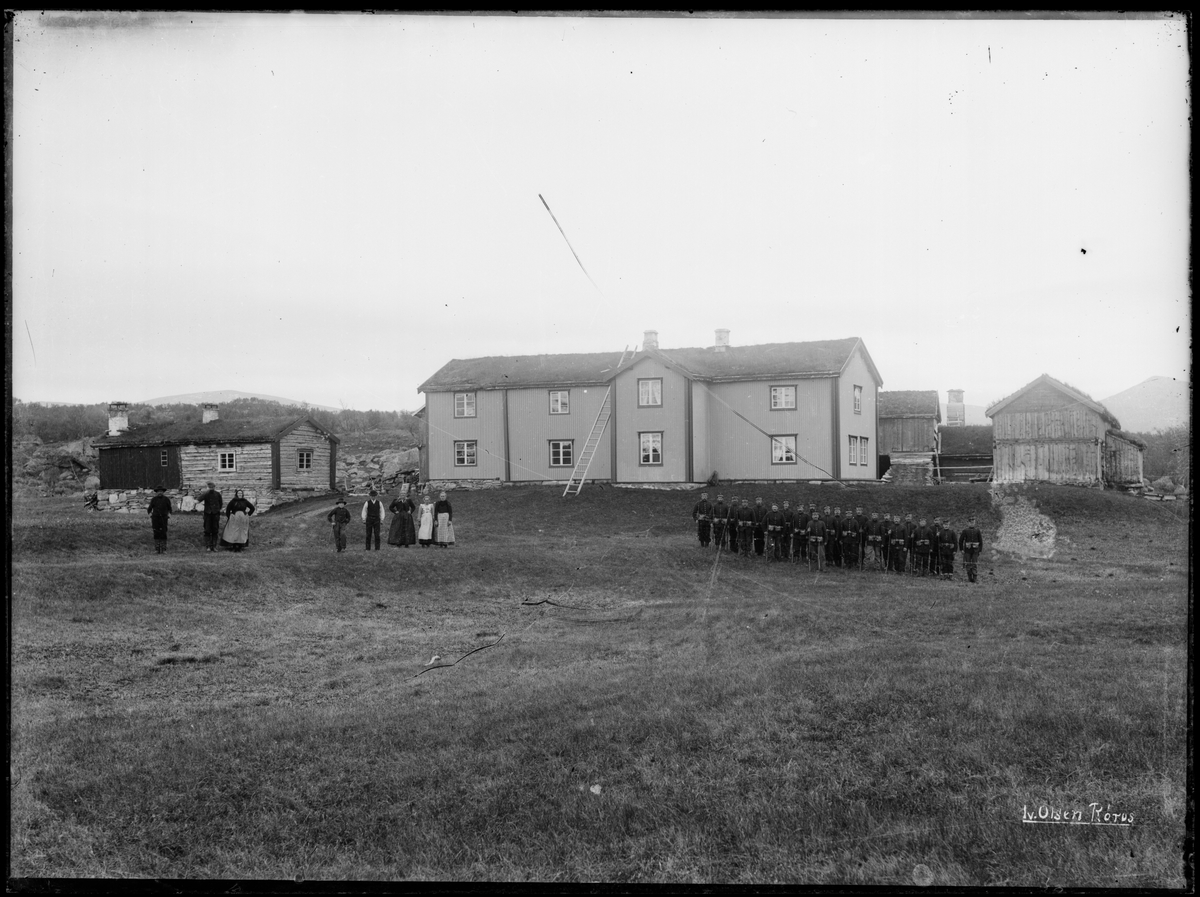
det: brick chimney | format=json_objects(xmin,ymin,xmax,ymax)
[
  {"xmin": 714, "ymin": 328, "xmax": 730, "ymax": 352},
  {"xmin": 202, "ymin": 402, "xmax": 219, "ymax": 424},
  {"xmin": 946, "ymin": 389, "xmax": 965, "ymax": 427},
  {"xmin": 107, "ymin": 402, "xmax": 129, "ymax": 436},
  {"xmin": 643, "ymin": 330, "xmax": 659, "ymax": 350}
]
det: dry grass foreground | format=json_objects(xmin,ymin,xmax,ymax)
[{"xmin": 9, "ymin": 483, "xmax": 1190, "ymax": 885}]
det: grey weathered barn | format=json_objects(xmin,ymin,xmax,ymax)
[
  {"xmin": 986, "ymin": 375, "xmax": 1144, "ymax": 486},
  {"xmin": 95, "ymin": 402, "xmax": 339, "ymax": 510},
  {"xmin": 877, "ymin": 390, "xmax": 941, "ymax": 484}
]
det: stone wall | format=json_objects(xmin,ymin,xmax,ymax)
[
  {"xmin": 98, "ymin": 485, "xmax": 322, "ymax": 514},
  {"xmin": 886, "ymin": 458, "xmax": 935, "ymax": 486}
]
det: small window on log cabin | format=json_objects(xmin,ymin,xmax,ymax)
[
  {"xmin": 160, "ymin": 449, "xmax": 169, "ymax": 467},
  {"xmin": 219, "ymin": 451, "xmax": 236, "ymax": 471},
  {"xmin": 298, "ymin": 450, "xmax": 313, "ymax": 470}
]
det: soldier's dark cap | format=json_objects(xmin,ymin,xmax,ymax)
[{"xmin": 206, "ymin": 481, "xmax": 215, "ymax": 487}]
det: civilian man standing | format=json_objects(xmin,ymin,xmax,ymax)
[
  {"xmin": 195, "ymin": 481, "xmax": 223, "ymax": 552},
  {"xmin": 362, "ymin": 489, "xmax": 386, "ymax": 551}
]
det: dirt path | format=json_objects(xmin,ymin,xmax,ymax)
[{"xmin": 991, "ymin": 488, "xmax": 1057, "ymax": 559}]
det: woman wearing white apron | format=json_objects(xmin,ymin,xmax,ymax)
[
  {"xmin": 417, "ymin": 493, "xmax": 435, "ymax": 547},
  {"xmin": 434, "ymin": 491, "xmax": 455, "ymax": 547},
  {"xmin": 221, "ymin": 489, "xmax": 255, "ymax": 552}
]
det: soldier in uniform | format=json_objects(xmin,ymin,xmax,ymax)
[
  {"xmin": 937, "ymin": 516, "xmax": 958, "ymax": 579},
  {"xmin": 780, "ymin": 501, "xmax": 793, "ymax": 562},
  {"xmin": 830, "ymin": 507, "xmax": 845, "ymax": 567},
  {"xmin": 930, "ymin": 517, "xmax": 943, "ymax": 576},
  {"xmin": 737, "ymin": 499, "xmax": 756, "ymax": 557},
  {"xmin": 959, "ymin": 516, "xmax": 984, "ymax": 583},
  {"xmin": 864, "ymin": 511, "xmax": 886, "ymax": 571},
  {"xmin": 806, "ymin": 509, "xmax": 826, "ymax": 571},
  {"xmin": 902, "ymin": 513, "xmax": 918, "ymax": 573},
  {"xmin": 888, "ymin": 514, "xmax": 909, "ymax": 573},
  {"xmin": 822, "ymin": 506, "xmax": 837, "ymax": 568},
  {"xmin": 711, "ymin": 494, "xmax": 731, "ymax": 552},
  {"xmin": 764, "ymin": 503, "xmax": 788, "ymax": 561},
  {"xmin": 791, "ymin": 503, "xmax": 809, "ymax": 563},
  {"xmin": 880, "ymin": 513, "xmax": 892, "ymax": 568},
  {"xmin": 751, "ymin": 497, "xmax": 769, "ymax": 558},
  {"xmin": 692, "ymin": 492, "xmax": 715, "ymax": 549},
  {"xmin": 911, "ymin": 516, "xmax": 935, "ymax": 576},
  {"xmin": 840, "ymin": 510, "xmax": 862, "ymax": 570}
]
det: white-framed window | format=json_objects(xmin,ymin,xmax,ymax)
[
  {"xmin": 298, "ymin": 450, "xmax": 313, "ymax": 470},
  {"xmin": 219, "ymin": 451, "xmax": 236, "ymax": 471},
  {"xmin": 160, "ymin": 449, "xmax": 169, "ymax": 467},
  {"xmin": 550, "ymin": 440, "xmax": 574, "ymax": 467},
  {"xmin": 770, "ymin": 385, "xmax": 796, "ymax": 410},
  {"xmin": 454, "ymin": 392, "xmax": 476, "ymax": 418},
  {"xmin": 848, "ymin": 436, "xmax": 859, "ymax": 465},
  {"xmin": 639, "ymin": 432, "xmax": 663, "ymax": 465},
  {"xmin": 853, "ymin": 385, "xmax": 863, "ymax": 414},
  {"xmin": 771, "ymin": 435, "xmax": 797, "ymax": 465},
  {"xmin": 859, "ymin": 436, "xmax": 869, "ymax": 466},
  {"xmin": 454, "ymin": 441, "xmax": 477, "ymax": 467},
  {"xmin": 549, "ymin": 390, "xmax": 570, "ymax": 415},
  {"xmin": 638, "ymin": 378, "xmax": 662, "ymax": 407}
]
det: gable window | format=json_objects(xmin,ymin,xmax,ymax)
[
  {"xmin": 638, "ymin": 379, "xmax": 662, "ymax": 407},
  {"xmin": 853, "ymin": 385, "xmax": 863, "ymax": 414},
  {"xmin": 549, "ymin": 390, "xmax": 570, "ymax": 415},
  {"xmin": 639, "ymin": 432, "xmax": 663, "ymax": 465},
  {"xmin": 219, "ymin": 451, "xmax": 236, "ymax": 471},
  {"xmin": 454, "ymin": 441, "xmax": 477, "ymax": 467},
  {"xmin": 160, "ymin": 449, "xmax": 169, "ymax": 467},
  {"xmin": 298, "ymin": 450, "xmax": 313, "ymax": 471},
  {"xmin": 454, "ymin": 392, "xmax": 476, "ymax": 418},
  {"xmin": 550, "ymin": 440, "xmax": 574, "ymax": 467},
  {"xmin": 770, "ymin": 386, "xmax": 796, "ymax": 410},
  {"xmin": 771, "ymin": 435, "xmax": 797, "ymax": 465}
]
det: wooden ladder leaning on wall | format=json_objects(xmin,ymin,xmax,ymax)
[{"xmin": 563, "ymin": 385, "xmax": 613, "ymax": 497}]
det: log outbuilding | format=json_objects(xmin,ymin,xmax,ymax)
[{"xmin": 986, "ymin": 374, "xmax": 1144, "ymax": 486}]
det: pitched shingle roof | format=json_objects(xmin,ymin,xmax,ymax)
[
  {"xmin": 938, "ymin": 424, "xmax": 994, "ymax": 455},
  {"xmin": 95, "ymin": 415, "xmax": 338, "ymax": 447},
  {"xmin": 878, "ymin": 390, "xmax": 941, "ymax": 420},
  {"xmin": 986, "ymin": 374, "xmax": 1119, "ymax": 428},
  {"xmin": 419, "ymin": 338, "xmax": 881, "ymax": 391},
  {"xmin": 419, "ymin": 352, "xmax": 629, "ymax": 392},
  {"xmin": 653, "ymin": 338, "xmax": 882, "ymax": 384}
]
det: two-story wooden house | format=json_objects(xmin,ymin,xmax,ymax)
[{"xmin": 417, "ymin": 330, "xmax": 882, "ymax": 486}]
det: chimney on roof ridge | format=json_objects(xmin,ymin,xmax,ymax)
[
  {"xmin": 714, "ymin": 328, "xmax": 730, "ymax": 352},
  {"xmin": 107, "ymin": 402, "xmax": 129, "ymax": 436},
  {"xmin": 202, "ymin": 402, "xmax": 219, "ymax": 424},
  {"xmin": 946, "ymin": 389, "xmax": 965, "ymax": 427},
  {"xmin": 643, "ymin": 330, "xmax": 658, "ymax": 350}
]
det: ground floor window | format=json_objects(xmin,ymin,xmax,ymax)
[
  {"xmin": 298, "ymin": 450, "xmax": 313, "ymax": 470},
  {"xmin": 639, "ymin": 432, "xmax": 663, "ymax": 465},
  {"xmin": 550, "ymin": 440, "xmax": 574, "ymax": 467},
  {"xmin": 454, "ymin": 441, "xmax": 477, "ymax": 467},
  {"xmin": 160, "ymin": 449, "xmax": 169, "ymax": 467},
  {"xmin": 219, "ymin": 451, "xmax": 236, "ymax": 471},
  {"xmin": 849, "ymin": 435, "xmax": 869, "ymax": 466},
  {"xmin": 771, "ymin": 435, "xmax": 797, "ymax": 464},
  {"xmin": 849, "ymin": 436, "xmax": 859, "ymax": 465}
]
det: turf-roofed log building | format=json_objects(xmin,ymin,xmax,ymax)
[
  {"xmin": 418, "ymin": 330, "xmax": 882, "ymax": 488},
  {"xmin": 94, "ymin": 402, "xmax": 339, "ymax": 512},
  {"xmin": 986, "ymin": 374, "xmax": 1144, "ymax": 487},
  {"xmin": 877, "ymin": 389, "xmax": 941, "ymax": 485}
]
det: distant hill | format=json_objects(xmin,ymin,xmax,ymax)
[
  {"xmin": 939, "ymin": 403, "xmax": 991, "ymax": 427},
  {"xmin": 1100, "ymin": 377, "xmax": 1190, "ymax": 434},
  {"xmin": 139, "ymin": 390, "xmax": 340, "ymax": 412}
]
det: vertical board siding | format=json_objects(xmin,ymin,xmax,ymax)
[
  {"xmin": 99, "ymin": 446, "xmax": 182, "ymax": 490},
  {"xmin": 425, "ymin": 390, "xmax": 506, "ymax": 480},
  {"xmin": 837, "ymin": 350, "xmax": 878, "ymax": 479},
  {"xmin": 505, "ymin": 386, "xmax": 613, "ymax": 481},
  {"xmin": 1104, "ymin": 435, "xmax": 1144, "ymax": 484},
  {"xmin": 613, "ymin": 359, "xmax": 687, "ymax": 482},
  {"xmin": 278, "ymin": 422, "xmax": 334, "ymax": 490},
  {"xmin": 691, "ymin": 380, "xmax": 711, "ymax": 481},
  {"xmin": 991, "ymin": 392, "xmax": 1112, "ymax": 484},
  {"xmin": 702, "ymin": 378, "xmax": 833, "ymax": 480}
]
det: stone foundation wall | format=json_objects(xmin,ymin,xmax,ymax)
[
  {"xmin": 98, "ymin": 486, "xmax": 324, "ymax": 513},
  {"xmin": 886, "ymin": 459, "xmax": 935, "ymax": 486}
]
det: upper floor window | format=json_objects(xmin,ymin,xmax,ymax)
[
  {"xmin": 549, "ymin": 390, "xmax": 570, "ymax": 414},
  {"xmin": 853, "ymin": 385, "xmax": 863, "ymax": 414},
  {"xmin": 638, "ymin": 379, "xmax": 662, "ymax": 407},
  {"xmin": 454, "ymin": 392, "xmax": 476, "ymax": 418},
  {"xmin": 770, "ymin": 385, "xmax": 796, "ymax": 410}
]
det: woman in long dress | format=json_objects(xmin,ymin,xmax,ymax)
[
  {"xmin": 221, "ymin": 489, "xmax": 255, "ymax": 552},
  {"xmin": 417, "ymin": 493, "xmax": 435, "ymax": 547},
  {"xmin": 434, "ymin": 491, "xmax": 455, "ymax": 548},
  {"xmin": 387, "ymin": 490, "xmax": 416, "ymax": 547}
]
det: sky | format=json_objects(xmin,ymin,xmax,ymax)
[{"xmin": 11, "ymin": 11, "xmax": 1190, "ymax": 414}]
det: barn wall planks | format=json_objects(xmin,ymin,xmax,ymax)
[{"xmin": 99, "ymin": 446, "xmax": 181, "ymax": 490}]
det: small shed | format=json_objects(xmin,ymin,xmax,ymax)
[
  {"xmin": 94, "ymin": 403, "xmax": 339, "ymax": 511},
  {"xmin": 937, "ymin": 424, "xmax": 994, "ymax": 482},
  {"xmin": 986, "ymin": 374, "xmax": 1144, "ymax": 486},
  {"xmin": 878, "ymin": 390, "xmax": 942, "ymax": 454}
]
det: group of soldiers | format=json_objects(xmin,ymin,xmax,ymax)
[{"xmin": 690, "ymin": 493, "xmax": 985, "ymax": 582}]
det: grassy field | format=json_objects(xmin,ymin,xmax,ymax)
[{"xmin": 9, "ymin": 483, "xmax": 1190, "ymax": 885}]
